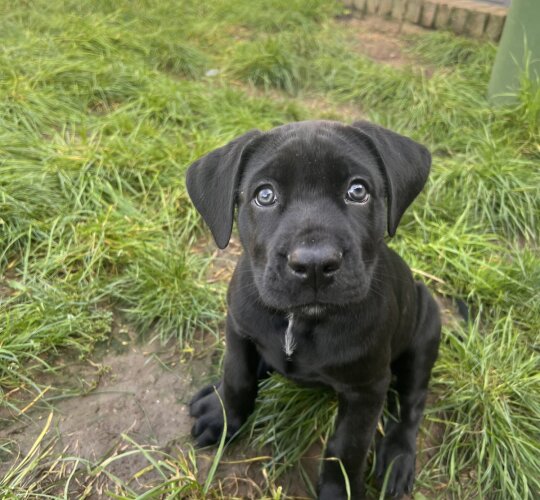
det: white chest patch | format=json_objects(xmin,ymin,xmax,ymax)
[{"xmin": 283, "ymin": 313, "xmax": 296, "ymax": 358}]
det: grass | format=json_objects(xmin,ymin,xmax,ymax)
[
  {"xmin": 0, "ymin": 412, "xmax": 229, "ymax": 498},
  {"xmin": 429, "ymin": 313, "xmax": 539, "ymax": 499},
  {"xmin": 0, "ymin": 0, "xmax": 539, "ymax": 498}
]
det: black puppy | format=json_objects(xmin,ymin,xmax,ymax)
[{"xmin": 186, "ymin": 120, "xmax": 441, "ymax": 499}]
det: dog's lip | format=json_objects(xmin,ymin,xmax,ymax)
[{"xmin": 291, "ymin": 302, "xmax": 330, "ymax": 317}]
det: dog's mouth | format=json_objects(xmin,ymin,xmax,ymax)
[
  {"xmin": 290, "ymin": 302, "xmax": 337, "ymax": 318},
  {"xmin": 259, "ymin": 275, "xmax": 368, "ymax": 315}
]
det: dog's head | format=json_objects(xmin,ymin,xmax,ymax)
[{"xmin": 186, "ymin": 121, "xmax": 430, "ymax": 315}]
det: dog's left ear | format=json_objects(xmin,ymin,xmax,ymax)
[
  {"xmin": 350, "ymin": 121, "xmax": 431, "ymax": 236},
  {"xmin": 186, "ymin": 130, "xmax": 262, "ymax": 249}
]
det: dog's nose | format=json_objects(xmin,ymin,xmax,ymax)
[{"xmin": 287, "ymin": 245, "xmax": 342, "ymax": 285}]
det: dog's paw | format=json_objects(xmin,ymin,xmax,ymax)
[
  {"xmin": 189, "ymin": 382, "xmax": 242, "ymax": 447},
  {"xmin": 375, "ymin": 436, "xmax": 416, "ymax": 498}
]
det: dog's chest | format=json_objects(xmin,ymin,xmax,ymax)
[{"xmin": 249, "ymin": 314, "xmax": 359, "ymax": 387}]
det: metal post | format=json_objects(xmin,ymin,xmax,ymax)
[{"xmin": 487, "ymin": 0, "xmax": 540, "ymax": 104}]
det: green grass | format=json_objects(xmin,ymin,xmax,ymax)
[
  {"xmin": 1, "ymin": 0, "xmax": 539, "ymax": 498},
  {"xmin": 429, "ymin": 312, "xmax": 539, "ymax": 499}
]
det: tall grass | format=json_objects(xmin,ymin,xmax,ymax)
[
  {"xmin": 430, "ymin": 313, "xmax": 539, "ymax": 499},
  {"xmin": 1, "ymin": 0, "xmax": 538, "ymax": 498}
]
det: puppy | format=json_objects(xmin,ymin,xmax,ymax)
[{"xmin": 186, "ymin": 120, "xmax": 441, "ymax": 499}]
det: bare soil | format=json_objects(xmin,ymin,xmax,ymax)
[
  {"xmin": 339, "ymin": 15, "xmax": 433, "ymax": 74},
  {"xmin": 0, "ymin": 320, "xmax": 215, "ymax": 490}
]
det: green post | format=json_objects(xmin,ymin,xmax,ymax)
[{"xmin": 487, "ymin": 0, "xmax": 540, "ymax": 104}]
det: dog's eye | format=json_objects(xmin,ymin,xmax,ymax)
[
  {"xmin": 346, "ymin": 182, "xmax": 370, "ymax": 204},
  {"xmin": 254, "ymin": 185, "xmax": 277, "ymax": 207}
]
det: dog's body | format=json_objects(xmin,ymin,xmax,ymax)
[{"xmin": 186, "ymin": 121, "xmax": 441, "ymax": 499}]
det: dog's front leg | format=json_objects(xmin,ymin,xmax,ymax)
[
  {"xmin": 319, "ymin": 376, "xmax": 390, "ymax": 500},
  {"xmin": 190, "ymin": 314, "xmax": 260, "ymax": 447}
]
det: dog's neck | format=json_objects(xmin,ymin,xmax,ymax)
[{"xmin": 283, "ymin": 304, "xmax": 339, "ymax": 357}]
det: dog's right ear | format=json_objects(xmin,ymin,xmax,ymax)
[{"xmin": 185, "ymin": 130, "xmax": 262, "ymax": 249}]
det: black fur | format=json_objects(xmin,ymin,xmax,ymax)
[{"xmin": 186, "ymin": 120, "xmax": 441, "ymax": 499}]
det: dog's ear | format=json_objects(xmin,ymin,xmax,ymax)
[
  {"xmin": 186, "ymin": 130, "xmax": 262, "ymax": 249},
  {"xmin": 350, "ymin": 121, "xmax": 431, "ymax": 236}
]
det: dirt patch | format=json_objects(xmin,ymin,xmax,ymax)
[
  {"xmin": 0, "ymin": 268, "xmax": 19, "ymax": 299},
  {"xmin": 338, "ymin": 15, "xmax": 432, "ymax": 72},
  {"xmin": 0, "ymin": 321, "xmax": 218, "ymax": 491}
]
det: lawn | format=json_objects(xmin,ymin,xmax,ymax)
[{"xmin": 0, "ymin": 0, "xmax": 539, "ymax": 498}]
